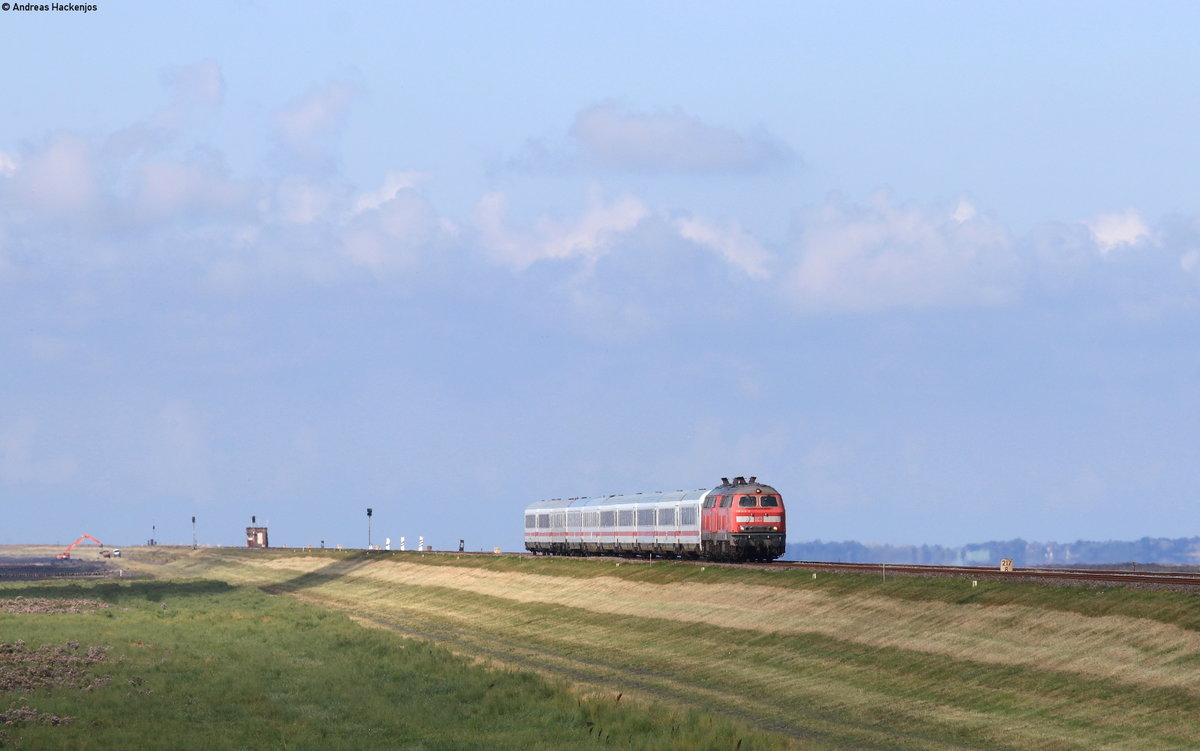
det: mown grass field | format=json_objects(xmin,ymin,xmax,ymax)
[
  {"xmin": 155, "ymin": 548, "xmax": 1200, "ymax": 750},
  {"xmin": 5, "ymin": 547, "xmax": 1200, "ymax": 749},
  {"xmin": 0, "ymin": 574, "xmax": 779, "ymax": 751}
]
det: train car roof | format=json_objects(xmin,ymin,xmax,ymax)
[
  {"xmin": 525, "ymin": 479, "xmax": 781, "ymax": 512},
  {"xmin": 526, "ymin": 488, "xmax": 708, "ymax": 511}
]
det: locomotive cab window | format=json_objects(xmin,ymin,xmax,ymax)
[
  {"xmin": 759, "ymin": 495, "xmax": 779, "ymax": 507},
  {"xmin": 702, "ymin": 496, "xmax": 716, "ymax": 509},
  {"xmin": 737, "ymin": 496, "xmax": 757, "ymax": 507},
  {"xmin": 719, "ymin": 495, "xmax": 733, "ymax": 508}
]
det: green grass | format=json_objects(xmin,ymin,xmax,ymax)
[
  {"xmin": 255, "ymin": 572, "xmax": 1200, "ymax": 750},
  {"xmin": 0, "ymin": 579, "xmax": 788, "ymax": 751},
  {"xmin": 164, "ymin": 547, "xmax": 1200, "ymax": 632},
  {"xmin": 63, "ymin": 548, "xmax": 1200, "ymax": 749},
  {"xmin": 152, "ymin": 548, "xmax": 1200, "ymax": 750}
]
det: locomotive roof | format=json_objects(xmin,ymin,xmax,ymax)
[
  {"xmin": 715, "ymin": 479, "xmax": 781, "ymax": 496},
  {"xmin": 526, "ymin": 479, "xmax": 780, "ymax": 512}
]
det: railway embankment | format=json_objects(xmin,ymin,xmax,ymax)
[{"xmin": 138, "ymin": 547, "xmax": 1200, "ymax": 751}]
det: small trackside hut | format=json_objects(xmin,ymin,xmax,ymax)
[{"xmin": 524, "ymin": 477, "xmax": 786, "ymax": 562}]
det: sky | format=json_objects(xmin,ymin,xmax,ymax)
[{"xmin": 2, "ymin": 1, "xmax": 1198, "ymax": 551}]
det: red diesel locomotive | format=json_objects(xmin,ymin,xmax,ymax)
[{"xmin": 524, "ymin": 476, "xmax": 786, "ymax": 561}]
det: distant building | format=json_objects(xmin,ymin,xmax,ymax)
[{"xmin": 246, "ymin": 527, "xmax": 269, "ymax": 548}]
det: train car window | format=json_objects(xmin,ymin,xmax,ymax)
[
  {"xmin": 600, "ymin": 510, "xmax": 615, "ymax": 528},
  {"xmin": 658, "ymin": 508, "xmax": 676, "ymax": 526},
  {"xmin": 568, "ymin": 511, "xmax": 582, "ymax": 527},
  {"xmin": 719, "ymin": 495, "xmax": 733, "ymax": 508},
  {"xmin": 637, "ymin": 508, "xmax": 655, "ymax": 526},
  {"xmin": 759, "ymin": 495, "xmax": 779, "ymax": 507},
  {"xmin": 618, "ymin": 510, "xmax": 633, "ymax": 527},
  {"xmin": 737, "ymin": 496, "xmax": 757, "ymax": 507},
  {"xmin": 680, "ymin": 507, "xmax": 697, "ymax": 525},
  {"xmin": 538, "ymin": 513, "xmax": 550, "ymax": 528},
  {"xmin": 525, "ymin": 515, "xmax": 536, "ymax": 529}
]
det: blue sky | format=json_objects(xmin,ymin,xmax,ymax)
[{"xmin": 2, "ymin": 2, "xmax": 1198, "ymax": 551}]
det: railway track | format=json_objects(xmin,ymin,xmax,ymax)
[{"xmin": 774, "ymin": 560, "xmax": 1200, "ymax": 588}]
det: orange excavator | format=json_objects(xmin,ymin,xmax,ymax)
[{"xmin": 57, "ymin": 534, "xmax": 108, "ymax": 559}]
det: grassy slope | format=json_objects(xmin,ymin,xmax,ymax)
[
  {"xmin": 0, "ymin": 578, "xmax": 784, "ymax": 751},
  {"xmin": 134, "ymin": 548, "xmax": 1200, "ymax": 751}
]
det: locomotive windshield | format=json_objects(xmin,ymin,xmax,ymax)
[{"xmin": 736, "ymin": 495, "xmax": 780, "ymax": 507}]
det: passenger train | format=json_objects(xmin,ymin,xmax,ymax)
[{"xmin": 524, "ymin": 476, "xmax": 786, "ymax": 561}]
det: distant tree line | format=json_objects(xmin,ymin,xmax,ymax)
[{"xmin": 786, "ymin": 537, "xmax": 1200, "ymax": 567}]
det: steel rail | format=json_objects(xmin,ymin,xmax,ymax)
[{"xmin": 773, "ymin": 560, "xmax": 1200, "ymax": 587}]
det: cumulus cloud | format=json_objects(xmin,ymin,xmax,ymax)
[
  {"xmin": 474, "ymin": 189, "xmax": 649, "ymax": 269},
  {"xmin": 273, "ymin": 176, "xmax": 342, "ymax": 225},
  {"xmin": 0, "ymin": 73, "xmax": 453, "ymax": 287},
  {"xmin": 1182, "ymin": 250, "xmax": 1200, "ymax": 276},
  {"xmin": 8, "ymin": 65, "xmax": 1200, "ymax": 323},
  {"xmin": 350, "ymin": 171, "xmax": 431, "ymax": 215},
  {"xmin": 133, "ymin": 152, "xmax": 252, "ymax": 223},
  {"xmin": 571, "ymin": 105, "xmax": 792, "ymax": 172},
  {"xmin": 342, "ymin": 186, "xmax": 453, "ymax": 274},
  {"xmin": 13, "ymin": 134, "xmax": 98, "ymax": 215},
  {"xmin": 275, "ymin": 79, "xmax": 358, "ymax": 166},
  {"xmin": 508, "ymin": 104, "xmax": 793, "ymax": 174},
  {"xmin": 785, "ymin": 192, "xmax": 1017, "ymax": 311},
  {"xmin": 1088, "ymin": 208, "xmax": 1151, "ymax": 254},
  {"xmin": 676, "ymin": 216, "xmax": 771, "ymax": 279}
]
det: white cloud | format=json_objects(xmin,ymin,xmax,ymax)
[
  {"xmin": 276, "ymin": 80, "xmax": 358, "ymax": 162},
  {"xmin": 0, "ymin": 151, "xmax": 17, "ymax": 178},
  {"xmin": 786, "ymin": 191, "xmax": 1017, "ymax": 311},
  {"xmin": 341, "ymin": 188, "xmax": 450, "ymax": 273},
  {"xmin": 17, "ymin": 134, "xmax": 97, "ymax": 214},
  {"xmin": 474, "ymin": 189, "xmax": 649, "ymax": 269},
  {"xmin": 952, "ymin": 197, "xmax": 977, "ymax": 223},
  {"xmin": 1088, "ymin": 209, "xmax": 1151, "ymax": 254},
  {"xmin": 274, "ymin": 176, "xmax": 341, "ymax": 225},
  {"xmin": 350, "ymin": 171, "xmax": 431, "ymax": 215},
  {"xmin": 512, "ymin": 104, "xmax": 793, "ymax": 173},
  {"xmin": 676, "ymin": 216, "xmax": 771, "ymax": 279},
  {"xmin": 134, "ymin": 156, "xmax": 252, "ymax": 222},
  {"xmin": 1181, "ymin": 250, "xmax": 1200, "ymax": 275}
]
